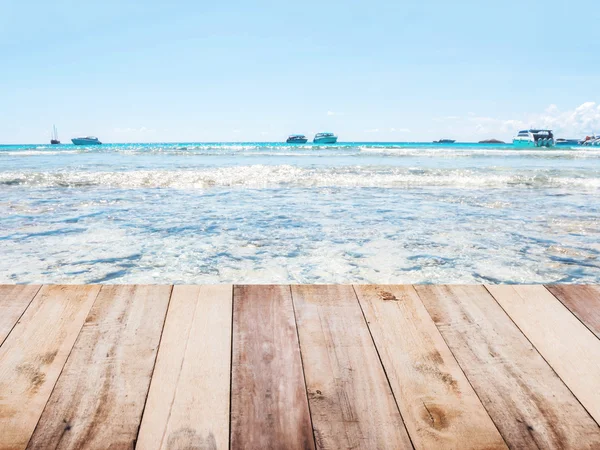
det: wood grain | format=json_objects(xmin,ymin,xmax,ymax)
[
  {"xmin": 356, "ymin": 285, "xmax": 506, "ymax": 449},
  {"xmin": 416, "ymin": 285, "xmax": 600, "ymax": 449},
  {"xmin": 137, "ymin": 285, "xmax": 233, "ymax": 450},
  {"xmin": 231, "ymin": 285, "xmax": 314, "ymax": 450},
  {"xmin": 546, "ymin": 284, "xmax": 600, "ymax": 339},
  {"xmin": 0, "ymin": 285, "xmax": 101, "ymax": 450},
  {"xmin": 0, "ymin": 285, "xmax": 40, "ymax": 346},
  {"xmin": 291, "ymin": 285, "xmax": 412, "ymax": 450},
  {"xmin": 2, "ymin": 283, "xmax": 600, "ymax": 450},
  {"xmin": 26, "ymin": 285, "xmax": 171, "ymax": 450},
  {"xmin": 486, "ymin": 284, "xmax": 600, "ymax": 425}
]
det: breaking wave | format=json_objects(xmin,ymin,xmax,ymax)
[
  {"xmin": 359, "ymin": 147, "xmax": 600, "ymax": 159},
  {"xmin": 1, "ymin": 166, "xmax": 599, "ymax": 189}
]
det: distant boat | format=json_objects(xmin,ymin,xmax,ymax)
[
  {"xmin": 433, "ymin": 139, "xmax": 456, "ymax": 144},
  {"xmin": 513, "ymin": 129, "xmax": 554, "ymax": 148},
  {"xmin": 555, "ymin": 138, "xmax": 580, "ymax": 146},
  {"xmin": 286, "ymin": 134, "xmax": 308, "ymax": 144},
  {"xmin": 581, "ymin": 135, "xmax": 600, "ymax": 146},
  {"xmin": 50, "ymin": 125, "xmax": 60, "ymax": 145},
  {"xmin": 313, "ymin": 132, "xmax": 337, "ymax": 144},
  {"xmin": 579, "ymin": 134, "xmax": 600, "ymax": 147},
  {"xmin": 72, "ymin": 136, "xmax": 102, "ymax": 145}
]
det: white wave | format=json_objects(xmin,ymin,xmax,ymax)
[
  {"xmin": 0, "ymin": 150, "xmax": 83, "ymax": 156},
  {"xmin": 359, "ymin": 147, "xmax": 600, "ymax": 158},
  {"xmin": 1, "ymin": 165, "xmax": 600, "ymax": 189}
]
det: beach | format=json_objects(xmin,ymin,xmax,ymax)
[{"xmin": 1, "ymin": 142, "xmax": 599, "ymax": 284}]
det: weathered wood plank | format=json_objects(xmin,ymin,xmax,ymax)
[
  {"xmin": 0, "ymin": 285, "xmax": 101, "ymax": 450},
  {"xmin": 0, "ymin": 285, "xmax": 40, "ymax": 346},
  {"xmin": 356, "ymin": 285, "xmax": 506, "ymax": 449},
  {"xmin": 26, "ymin": 285, "xmax": 172, "ymax": 450},
  {"xmin": 292, "ymin": 285, "xmax": 412, "ymax": 450},
  {"xmin": 416, "ymin": 285, "xmax": 600, "ymax": 449},
  {"xmin": 137, "ymin": 285, "xmax": 233, "ymax": 450},
  {"xmin": 546, "ymin": 284, "xmax": 600, "ymax": 339},
  {"xmin": 486, "ymin": 284, "xmax": 600, "ymax": 426},
  {"xmin": 231, "ymin": 285, "xmax": 314, "ymax": 450}
]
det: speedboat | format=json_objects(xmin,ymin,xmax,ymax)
[
  {"xmin": 72, "ymin": 136, "xmax": 102, "ymax": 145},
  {"xmin": 433, "ymin": 139, "xmax": 456, "ymax": 144},
  {"xmin": 555, "ymin": 138, "xmax": 580, "ymax": 146},
  {"xmin": 581, "ymin": 135, "xmax": 600, "ymax": 146},
  {"xmin": 313, "ymin": 132, "xmax": 337, "ymax": 144},
  {"xmin": 286, "ymin": 134, "xmax": 308, "ymax": 144},
  {"xmin": 513, "ymin": 129, "xmax": 555, "ymax": 148}
]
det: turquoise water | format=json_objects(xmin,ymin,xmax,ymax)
[{"xmin": 1, "ymin": 142, "xmax": 599, "ymax": 283}]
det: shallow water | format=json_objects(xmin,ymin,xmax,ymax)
[{"xmin": 1, "ymin": 142, "xmax": 599, "ymax": 283}]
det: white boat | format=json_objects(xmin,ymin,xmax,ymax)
[
  {"xmin": 313, "ymin": 132, "xmax": 338, "ymax": 144},
  {"xmin": 72, "ymin": 136, "xmax": 102, "ymax": 145},
  {"xmin": 555, "ymin": 138, "xmax": 580, "ymax": 146},
  {"xmin": 513, "ymin": 129, "xmax": 555, "ymax": 148},
  {"xmin": 581, "ymin": 135, "xmax": 600, "ymax": 146}
]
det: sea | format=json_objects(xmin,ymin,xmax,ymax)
[{"xmin": 1, "ymin": 142, "xmax": 599, "ymax": 284}]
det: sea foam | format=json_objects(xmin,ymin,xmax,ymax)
[{"xmin": 1, "ymin": 166, "xmax": 599, "ymax": 189}]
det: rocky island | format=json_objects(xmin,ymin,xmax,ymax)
[{"xmin": 478, "ymin": 139, "xmax": 505, "ymax": 144}]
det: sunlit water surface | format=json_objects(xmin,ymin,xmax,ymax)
[{"xmin": 1, "ymin": 142, "xmax": 599, "ymax": 283}]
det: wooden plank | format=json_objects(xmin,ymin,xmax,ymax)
[
  {"xmin": 0, "ymin": 285, "xmax": 101, "ymax": 450},
  {"xmin": 291, "ymin": 285, "xmax": 412, "ymax": 450},
  {"xmin": 546, "ymin": 284, "xmax": 600, "ymax": 339},
  {"xmin": 231, "ymin": 285, "xmax": 314, "ymax": 450},
  {"xmin": 355, "ymin": 285, "xmax": 506, "ymax": 449},
  {"xmin": 0, "ymin": 285, "xmax": 40, "ymax": 346},
  {"xmin": 136, "ymin": 285, "xmax": 233, "ymax": 450},
  {"xmin": 487, "ymin": 284, "xmax": 600, "ymax": 426},
  {"xmin": 26, "ymin": 285, "xmax": 172, "ymax": 449},
  {"xmin": 416, "ymin": 285, "xmax": 600, "ymax": 449}
]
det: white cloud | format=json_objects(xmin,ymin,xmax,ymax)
[
  {"xmin": 390, "ymin": 127, "xmax": 411, "ymax": 133},
  {"xmin": 364, "ymin": 128, "xmax": 380, "ymax": 133},
  {"xmin": 114, "ymin": 126, "xmax": 155, "ymax": 133},
  {"xmin": 260, "ymin": 131, "xmax": 269, "ymax": 135},
  {"xmin": 535, "ymin": 102, "xmax": 600, "ymax": 137},
  {"xmin": 327, "ymin": 111, "xmax": 345, "ymax": 116},
  {"xmin": 436, "ymin": 102, "xmax": 600, "ymax": 139},
  {"xmin": 433, "ymin": 115, "xmax": 461, "ymax": 123}
]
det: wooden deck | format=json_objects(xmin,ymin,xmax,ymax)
[{"xmin": 1, "ymin": 285, "xmax": 600, "ymax": 449}]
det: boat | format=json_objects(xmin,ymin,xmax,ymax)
[
  {"xmin": 433, "ymin": 139, "xmax": 456, "ymax": 143},
  {"xmin": 513, "ymin": 129, "xmax": 555, "ymax": 148},
  {"xmin": 286, "ymin": 134, "xmax": 308, "ymax": 144},
  {"xmin": 71, "ymin": 136, "xmax": 102, "ymax": 145},
  {"xmin": 555, "ymin": 138, "xmax": 580, "ymax": 146},
  {"xmin": 583, "ymin": 138, "xmax": 600, "ymax": 146},
  {"xmin": 50, "ymin": 125, "xmax": 60, "ymax": 145},
  {"xmin": 581, "ymin": 135, "xmax": 600, "ymax": 146},
  {"xmin": 313, "ymin": 132, "xmax": 337, "ymax": 144}
]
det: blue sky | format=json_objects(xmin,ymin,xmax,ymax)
[{"xmin": 1, "ymin": 0, "xmax": 599, "ymax": 143}]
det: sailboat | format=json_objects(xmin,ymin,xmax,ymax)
[{"xmin": 50, "ymin": 125, "xmax": 60, "ymax": 145}]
